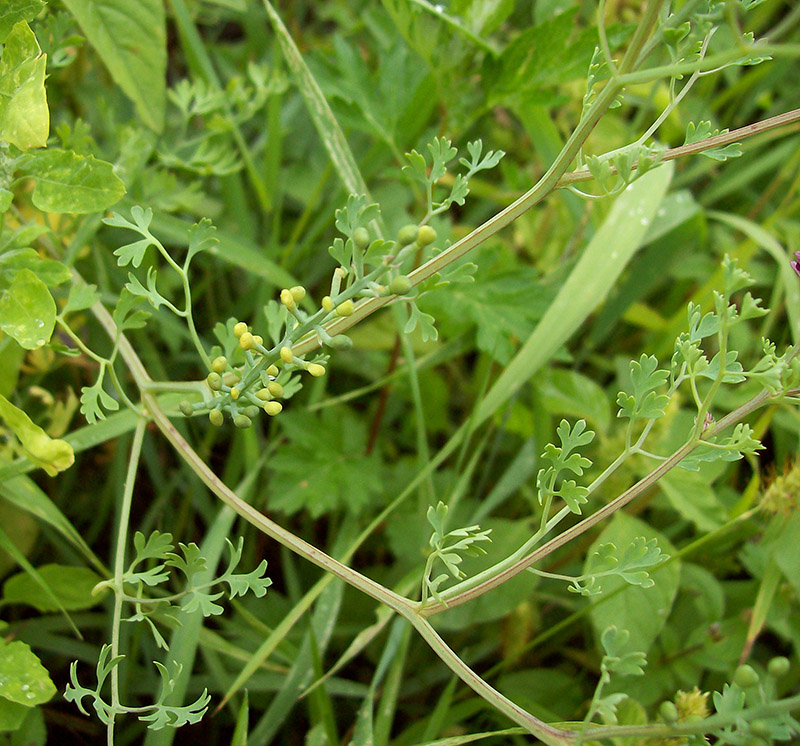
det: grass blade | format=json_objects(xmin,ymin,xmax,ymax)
[{"xmin": 475, "ymin": 162, "xmax": 674, "ymax": 424}]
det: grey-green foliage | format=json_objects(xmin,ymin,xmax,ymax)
[
  {"xmin": 424, "ymin": 501, "xmax": 492, "ymax": 603},
  {"xmin": 62, "ymin": 533, "xmax": 270, "ymax": 730}
]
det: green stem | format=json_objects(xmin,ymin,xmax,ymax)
[
  {"xmin": 405, "ymin": 613, "xmax": 573, "ymax": 746},
  {"xmin": 108, "ymin": 418, "xmax": 147, "ymax": 746}
]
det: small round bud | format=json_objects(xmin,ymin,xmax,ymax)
[
  {"xmin": 767, "ymin": 656, "xmax": 790, "ymax": 678},
  {"xmin": 206, "ymin": 372, "xmax": 223, "ymax": 391},
  {"xmin": 209, "ymin": 409, "xmax": 224, "ymax": 426},
  {"xmin": 328, "ymin": 335, "xmax": 353, "ymax": 350},
  {"xmin": 750, "ymin": 720, "xmax": 770, "ymax": 739},
  {"xmin": 230, "ymin": 387, "xmax": 240, "ymax": 401},
  {"xmin": 389, "ymin": 275, "xmax": 412, "ymax": 295},
  {"xmin": 239, "ymin": 331, "xmax": 255, "ymax": 350},
  {"xmin": 397, "ymin": 224, "xmax": 419, "ymax": 246},
  {"xmin": 353, "ymin": 227, "xmax": 370, "ymax": 251},
  {"xmin": 233, "ymin": 414, "xmax": 252, "ymax": 429},
  {"xmin": 280, "ymin": 346, "xmax": 294, "ymax": 364},
  {"xmin": 733, "ymin": 664, "xmax": 760, "ymax": 689},
  {"xmin": 256, "ymin": 388, "xmax": 272, "ymax": 401},
  {"xmin": 267, "ymin": 381, "xmax": 284, "ymax": 398},
  {"xmin": 335, "ymin": 299, "xmax": 354, "ymax": 317},
  {"xmin": 267, "ymin": 364, "xmax": 279, "ymax": 377},
  {"xmin": 212, "ymin": 356, "xmax": 227, "ymax": 373},
  {"xmin": 253, "ymin": 335, "xmax": 263, "ymax": 346},
  {"xmin": 417, "ymin": 225, "xmax": 437, "ymax": 247},
  {"xmin": 243, "ymin": 405, "xmax": 260, "ymax": 419},
  {"xmin": 179, "ymin": 400, "xmax": 194, "ymax": 417},
  {"xmin": 322, "ymin": 296, "xmax": 335, "ymax": 313},
  {"xmin": 264, "ymin": 401, "xmax": 282, "ymax": 416},
  {"xmin": 233, "ymin": 321, "xmax": 248, "ymax": 338},
  {"xmin": 290, "ymin": 285, "xmax": 306, "ymax": 303},
  {"xmin": 307, "ymin": 363, "xmax": 326, "ymax": 377},
  {"xmin": 659, "ymin": 701, "xmax": 678, "ymax": 724},
  {"xmin": 280, "ymin": 288, "xmax": 296, "ymax": 310}
]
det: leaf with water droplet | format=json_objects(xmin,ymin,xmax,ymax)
[
  {"xmin": 0, "ymin": 638, "xmax": 56, "ymax": 706},
  {"xmin": 0, "ymin": 268, "xmax": 55, "ymax": 349}
]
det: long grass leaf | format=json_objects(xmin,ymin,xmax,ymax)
[
  {"xmin": 475, "ymin": 162, "xmax": 674, "ymax": 424},
  {"xmin": 262, "ymin": 0, "xmax": 377, "ymax": 213}
]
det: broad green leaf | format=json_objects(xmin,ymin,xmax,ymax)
[
  {"xmin": 3, "ymin": 564, "xmax": 106, "ymax": 611},
  {"xmin": 7, "ymin": 705, "xmax": 45, "ymax": 744},
  {"xmin": 586, "ymin": 513, "xmax": 679, "ymax": 654},
  {"xmin": 0, "ymin": 269, "xmax": 54, "ymax": 349},
  {"xmin": 0, "ymin": 2, "xmax": 44, "ymax": 43},
  {"xmin": 535, "ymin": 367, "xmax": 611, "ymax": 431},
  {"xmin": 659, "ymin": 469, "xmax": 725, "ymax": 532},
  {"xmin": 62, "ymin": 281, "xmax": 100, "ymax": 315},
  {"xmin": 475, "ymin": 162, "xmax": 674, "ymax": 425},
  {"xmin": 269, "ymin": 408, "xmax": 383, "ymax": 518},
  {"xmin": 61, "ymin": 0, "xmax": 166, "ymax": 131},
  {"xmin": 0, "ymin": 249, "xmax": 71, "ymax": 287},
  {"xmin": 0, "ymin": 697, "xmax": 28, "ymax": 733},
  {"xmin": 0, "ymin": 639, "xmax": 56, "ymax": 706},
  {"xmin": 24, "ymin": 150, "xmax": 125, "ymax": 214},
  {"xmin": 0, "ymin": 393, "xmax": 74, "ymax": 476},
  {"xmin": 0, "ymin": 21, "xmax": 48, "ymax": 150}
]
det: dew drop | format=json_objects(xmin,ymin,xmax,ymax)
[{"xmin": 640, "ymin": 217, "xmax": 649, "ymax": 226}]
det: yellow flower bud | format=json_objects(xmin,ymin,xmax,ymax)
[
  {"xmin": 256, "ymin": 388, "xmax": 272, "ymax": 400},
  {"xmin": 280, "ymin": 288, "xmax": 296, "ymax": 310},
  {"xmin": 206, "ymin": 372, "xmax": 223, "ymax": 391},
  {"xmin": 307, "ymin": 363, "xmax": 326, "ymax": 377},
  {"xmin": 322, "ymin": 296, "xmax": 334, "ymax": 313},
  {"xmin": 290, "ymin": 286, "xmax": 306, "ymax": 303},
  {"xmin": 417, "ymin": 225, "xmax": 437, "ymax": 247},
  {"xmin": 335, "ymin": 299, "xmax": 354, "ymax": 317},
  {"xmin": 267, "ymin": 364, "xmax": 279, "ymax": 377},
  {"xmin": 212, "ymin": 356, "xmax": 227, "ymax": 373},
  {"xmin": 239, "ymin": 331, "xmax": 254, "ymax": 350},
  {"xmin": 267, "ymin": 381, "xmax": 284, "ymax": 398},
  {"xmin": 209, "ymin": 409, "xmax": 224, "ymax": 426},
  {"xmin": 230, "ymin": 387, "xmax": 240, "ymax": 401},
  {"xmin": 280, "ymin": 346, "xmax": 294, "ymax": 363},
  {"xmin": 264, "ymin": 401, "xmax": 283, "ymax": 416},
  {"xmin": 233, "ymin": 321, "xmax": 248, "ymax": 338},
  {"xmin": 253, "ymin": 335, "xmax": 263, "ymax": 346}
]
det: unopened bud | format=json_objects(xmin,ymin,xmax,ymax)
[
  {"xmin": 264, "ymin": 401, "xmax": 283, "ymax": 416},
  {"xmin": 335, "ymin": 299, "xmax": 354, "ymax": 317}
]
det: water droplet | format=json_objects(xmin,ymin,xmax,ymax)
[
  {"xmin": 640, "ymin": 217, "xmax": 649, "ymax": 226},
  {"xmin": 20, "ymin": 684, "xmax": 29, "ymax": 691},
  {"xmin": 657, "ymin": 208, "xmax": 666, "ymax": 217}
]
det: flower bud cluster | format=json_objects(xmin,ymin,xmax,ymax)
[{"xmin": 179, "ymin": 220, "xmax": 434, "ymax": 428}]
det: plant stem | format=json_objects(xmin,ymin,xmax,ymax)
[
  {"xmin": 405, "ymin": 614, "xmax": 574, "ymax": 746},
  {"xmin": 420, "ymin": 383, "xmax": 783, "ymax": 615},
  {"xmin": 108, "ymin": 418, "xmax": 147, "ymax": 746}
]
